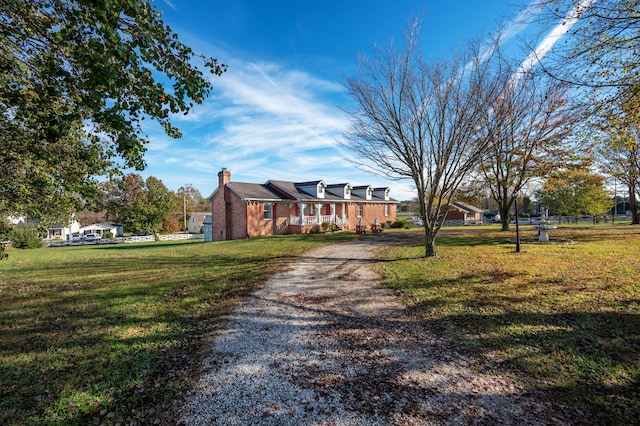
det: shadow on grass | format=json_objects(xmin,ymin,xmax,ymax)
[
  {"xmin": 436, "ymin": 235, "xmax": 505, "ymax": 247},
  {"xmin": 411, "ymin": 308, "xmax": 640, "ymax": 424},
  {"xmin": 0, "ymin": 247, "xmax": 303, "ymax": 425}
]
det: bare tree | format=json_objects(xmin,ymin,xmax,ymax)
[
  {"xmin": 342, "ymin": 19, "xmax": 500, "ymax": 257},
  {"xmin": 478, "ymin": 53, "xmax": 579, "ymax": 231}
]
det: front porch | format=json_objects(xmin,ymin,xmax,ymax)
[
  {"xmin": 288, "ymin": 201, "xmax": 351, "ymax": 230},
  {"xmin": 289, "ymin": 214, "xmax": 350, "ymax": 228}
]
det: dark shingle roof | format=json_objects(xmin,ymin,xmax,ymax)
[
  {"xmin": 226, "ymin": 182, "xmax": 290, "ymax": 202},
  {"xmin": 450, "ymin": 201, "xmax": 484, "ymax": 213},
  {"xmin": 213, "ymin": 179, "xmax": 398, "ymax": 204}
]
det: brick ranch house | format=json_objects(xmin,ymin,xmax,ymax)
[{"xmin": 208, "ymin": 169, "xmax": 399, "ymax": 241}]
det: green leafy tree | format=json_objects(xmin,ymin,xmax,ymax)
[
  {"xmin": 540, "ymin": 160, "xmax": 612, "ymax": 222},
  {"xmin": 0, "ymin": 217, "xmax": 12, "ymax": 259},
  {"xmin": 0, "ymin": 0, "xmax": 226, "ymax": 221},
  {"xmin": 133, "ymin": 177, "xmax": 174, "ymax": 237},
  {"xmin": 99, "ymin": 174, "xmax": 173, "ymax": 235},
  {"xmin": 11, "ymin": 226, "xmax": 43, "ymax": 249},
  {"xmin": 98, "ymin": 173, "xmax": 145, "ymax": 226},
  {"xmin": 597, "ymin": 94, "xmax": 640, "ymax": 224},
  {"xmin": 0, "ymin": 217, "xmax": 12, "ymax": 240}
]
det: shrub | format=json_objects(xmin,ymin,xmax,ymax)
[
  {"xmin": 103, "ymin": 232, "xmax": 114, "ymax": 239},
  {"xmin": 390, "ymin": 220, "xmax": 412, "ymax": 229},
  {"xmin": 11, "ymin": 227, "xmax": 43, "ymax": 249},
  {"xmin": 321, "ymin": 221, "xmax": 331, "ymax": 232},
  {"xmin": 0, "ymin": 217, "xmax": 14, "ymax": 239},
  {"xmin": 162, "ymin": 215, "xmax": 180, "ymax": 233},
  {"xmin": 307, "ymin": 225, "xmax": 322, "ymax": 235},
  {"xmin": 382, "ymin": 220, "xmax": 393, "ymax": 229}
]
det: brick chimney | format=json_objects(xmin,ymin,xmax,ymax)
[{"xmin": 218, "ymin": 168, "xmax": 231, "ymax": 188}]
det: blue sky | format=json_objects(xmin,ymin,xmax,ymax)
[{"xmin": 137, "ymin": 0, "xmax": 550, "ymax": 201}]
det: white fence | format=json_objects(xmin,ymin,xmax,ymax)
[{"xmin": 45, "ymin": 233, "xmax": 204, "ymax": 247}]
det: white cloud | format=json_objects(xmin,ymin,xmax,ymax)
[
  {"xmin": 139, "ymin": 40, "xmax": 415, "ymax": 200},
  {"xmin": 517, "ymin": 0, "xmax": 598, "ymax": 74},
  {"xmin": 161, "ymin": 0, "xmax": 176, "ymax": 11}
]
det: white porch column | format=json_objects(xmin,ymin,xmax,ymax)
[
  {"xmin": 316, "ymin": 203, "xmax": 322, "ymax": 224},
  {"xmin": 298, "ymin": 202, "xmax": 305, "ymax": 224},
  {"xmin": 330, "ymin": 203, "xmax": 336, "ymax": 223},
  {"xmin": 342, "ymin": 204, "xmax": 347, "ymax": 228}
]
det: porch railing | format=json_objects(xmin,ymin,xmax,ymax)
[{"xmin": 290, "ymin": 215, "xmax": 345, "ymax": 226}]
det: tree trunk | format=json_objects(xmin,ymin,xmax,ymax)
[
  {"xmin": 630, "ymin": 187, "xmax": 639, "ymax": 225},
  {"xmin": 499, "ymin": 202, "xmax": 511, "ymax": 232},
  {"xmin": 424, "ymin": 226, "xmax": 437, "ymax": 257}
]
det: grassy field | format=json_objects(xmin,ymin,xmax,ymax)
[
  {"xmin": 0, "ymin": 233, "xmax": 356, "ymax": 425},
  {"xmin": 377, "ymin": 225, "xmax": 640, "ymax": 424},
  {"xmin": 1, "ymin": 226, "xmax": 638, "ymax": 424}
]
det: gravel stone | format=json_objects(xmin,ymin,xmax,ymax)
[{"xmin": 179, "ymin": 236, "xmax": 579, "ymax": 425}]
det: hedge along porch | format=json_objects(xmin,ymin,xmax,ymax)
[{"xmin": 208, "ymin": 169, "xmax": 399, "ymax": 241}]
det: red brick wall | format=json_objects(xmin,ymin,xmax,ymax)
[
  {"xmin": 445, "ymin": 208, "xmax": 465, "ymax": 221},
  {"xmin": 344, "ymin": 202, "xmax": 396, "ymax": 230},
  {"xmin": 245, "ymin": 202, "xmax": 295, "ymax": 237},
  {"xmin": 227, "ymin": 192, "xmax": 248, "ymax": 240},
  {"xmin": 211, "ymin": 186, "xmax": 249, "ymax": 240},
  {"xmin": 274, "ymin": 203, "xmax": 293, "ymax": 235},
  {"xmin": 211, "ymin": 191, "xmax": 226, "ymax": 241},
  {"xmin": 213, "ymin": 192, "xmax": 397, "ymax": 240},
  {"xmin": 246, "ymin": 202, "xmax": 271, "ymax": 237}
]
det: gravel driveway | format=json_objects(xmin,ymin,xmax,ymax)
[{"xmin": 179, "ymin": 236, "xmax": 572, "ymax": 425}]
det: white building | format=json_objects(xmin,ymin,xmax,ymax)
[
  {"xmin": 188, "ymin": 212, "xmax": 209, "ymax": 233},
  {"xmin": 79, "ymin": 222, "xmax": 124, "ymax": 238}
]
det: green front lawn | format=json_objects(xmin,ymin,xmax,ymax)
[
  {"xmin": 0, "ymin": 233, "xmax": 355, "ymax": 425},
  {"xmin": 377, "ymin": 226, "xmax": 640, "ymax": 424},
  {"xmin": 2, "ymin": 226, "xmax": 638, "ymax": 424}
]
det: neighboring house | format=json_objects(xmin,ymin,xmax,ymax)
[
  {"xmin": 188, "ymin": 212, "xmax": 209, "ymax": 233},
  {"xmin": 443, "ymin": 201, "xmax": 484, "ymax": 224},
  {"xmin": 46, "ymin": 219, "xmax": 81, "ymax": 240},
  {"xmin": 6, "ymin": 215, "xmax": 81, "ymax": 240},
  {"xmin": 80, "ymin": 222, "xmax": 124, "ymax": 238},
  {"xmin": 7, "ymin": 216, "xmax": 26, "ymax": 226},
  {"xmin": 208, "ymin": 169, "xmax": 399, "ymax": 241}
]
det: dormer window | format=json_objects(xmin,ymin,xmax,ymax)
[{"xmin": 373, "ymin": 187, "xmax": 391, "ymax": 201}]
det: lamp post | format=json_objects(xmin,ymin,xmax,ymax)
[{"xmin": 514, "ymin": 190, "xmax": 521, "ymax": 253}]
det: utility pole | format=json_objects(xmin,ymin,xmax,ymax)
[{"xmin": 183, "ymin": 193, "xmax": 187, "ymax": 233}]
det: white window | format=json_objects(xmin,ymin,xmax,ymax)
[
  {"xmin": 263, "ymin": 203, "xmax": 273, "ymax": 220},
  {"xmin": 357, "ymin": 204, "xmax": 363, "ymax": 217},
  {"xmin": 384, "ymin": 204, "xmax": 390, "ymax": 217}
]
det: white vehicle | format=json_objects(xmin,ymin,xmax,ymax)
[{"xmin": 84, "ymin": 233, "xmax": 100, "ymax": 242}]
